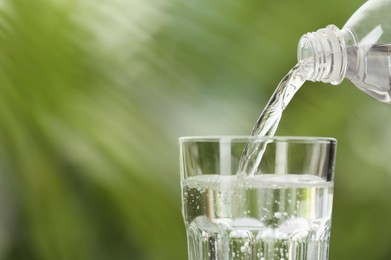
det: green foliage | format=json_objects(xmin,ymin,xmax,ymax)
[{"xmin": 0, "ymin": 0, "xmax": 389, "ymax": 259}]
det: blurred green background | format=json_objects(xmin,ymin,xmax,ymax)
[{"xmin": 0, "ymin": 0, "xmax": 390, "ymax": 259}]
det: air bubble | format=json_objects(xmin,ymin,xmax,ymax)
[{"xmin": 274, "ymin": 212, "xmax": 282, "ymax": 219}]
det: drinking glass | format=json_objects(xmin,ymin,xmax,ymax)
[{"xmin": 179, "ymin": 136, "xmax": 336, "ymax": 260}]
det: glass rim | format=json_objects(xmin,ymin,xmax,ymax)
[{"xmin": 178, "ymin": 135, "xmax": 336, "ymax": 144}]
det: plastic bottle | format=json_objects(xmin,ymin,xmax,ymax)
[{"xmin": 297, "ymin": 0, "xmax": 391, "ymax": 103}]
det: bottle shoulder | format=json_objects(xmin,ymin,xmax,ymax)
[{"xmin": 343, "ymin": 0, "xmax": 391, "ymax": 45}]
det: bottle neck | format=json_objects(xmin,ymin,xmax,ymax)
[{"xmin": 297, "ymin": 25, "xmax": 355, "ymax": 85}]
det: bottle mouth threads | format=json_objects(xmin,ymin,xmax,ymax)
[{"xmin": 298, "ymin": 25, "xmax": 348, "ymax": 85}]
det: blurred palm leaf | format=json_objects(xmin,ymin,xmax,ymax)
[{"xmin": 0, "ymin": 0, "xmax": 185, "ymax": 259}]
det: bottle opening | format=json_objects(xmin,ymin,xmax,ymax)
[{"xmin": 298, "ymin": 25, "xmax": 348, "ymax": 85}]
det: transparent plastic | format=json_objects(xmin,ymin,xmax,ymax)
[{"xmin": 298, "ymin": 0, "xmax": 391, "ymax": 103}]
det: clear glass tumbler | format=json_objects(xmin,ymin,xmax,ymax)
[{"xmin": 179, "ymin": 136, "xmax": 336, "ymax": 260}]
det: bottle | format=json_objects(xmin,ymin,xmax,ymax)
[{"xmin": 297, "ymin": 0, "xmax": 391, "ymax": 103}]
